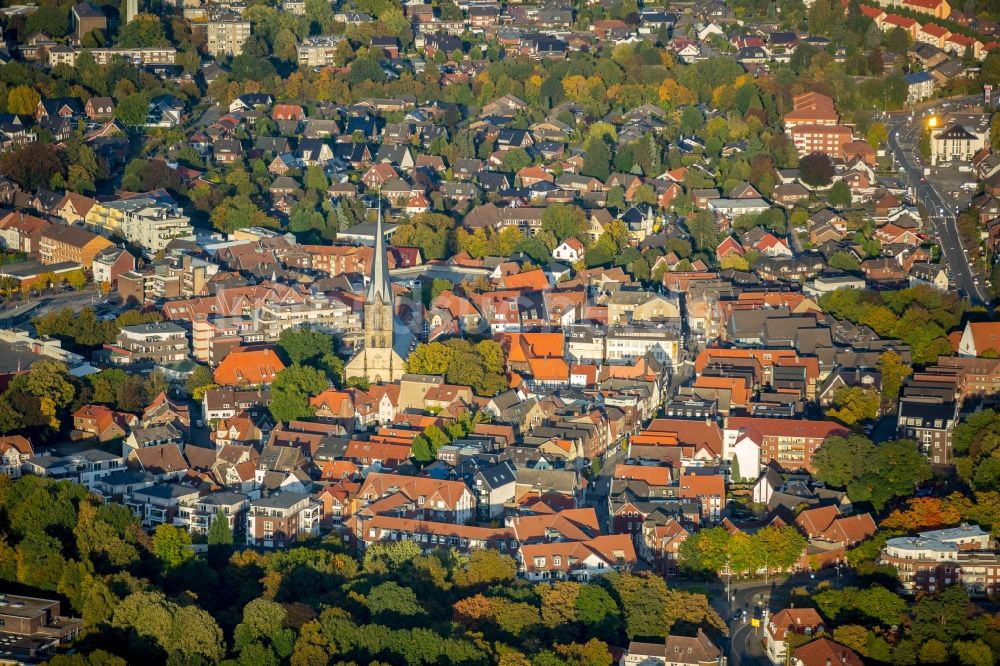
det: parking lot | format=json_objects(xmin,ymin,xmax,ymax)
[{"xmin": 925, "ymin": 162, "xmax": 975, "ymax": 215}]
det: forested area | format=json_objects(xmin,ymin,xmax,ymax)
[{"xmin": 0, "ymin": 474, "xmax": 727, "ymax": 666}]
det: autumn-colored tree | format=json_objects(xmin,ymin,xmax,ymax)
[
  {"xmin": 7, "ymin": 85, "xmax": 40, "ymax": 116},
  {"xmin": 539, "ymin": 581, "xmax": 581, "ymax": 628},
  {"xmin": 880, "ymin": 497, "xmax": 963, "ymax": 532}
]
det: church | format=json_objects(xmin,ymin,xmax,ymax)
[{"xmin": 344, "ymin": 204, "xmax": 408, "ymax": 383}]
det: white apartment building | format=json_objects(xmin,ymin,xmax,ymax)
[
  {"xmin": 175, "ymin": 491, "xmax": 250, "ymax": 536},
  {"xmin": 111, "ymin": 322, "xmax": 189, "ymax": 365},
  {"xmin": 605, "ymin": 324, "xmax": 680, "ymax": 366},
  {"xmin": 86, "ymin": 196, "xmax": 194, "ymax": 255},
  {"xmin": 246, "ymin": 492, "xmax": 323, "ymax": 548},
  {"xmin": 120, "ymin": 203, "xmax": 194, "ymax": 255},
  {"xmin": 567, "ymin": 325, "xmax": 605, "ymax": 363},
  {"xmin": 48, "ymin": 46, "xmax": 176, "ymax": 67},
  {"xmin": 206, "ymin": 16, "xmax": 251, "ymax": 56},
  {"xmin": 256, "ymin": 296, "xmax": 362, "ymax": 343},
  {"xmin": 297, "ymin": 35, "xmax": 345, "ymax": 67}
]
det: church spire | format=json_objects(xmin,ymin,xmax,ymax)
[{"xmin": 366, "ymin": 196, "xmax": 392, "ymax": 305}]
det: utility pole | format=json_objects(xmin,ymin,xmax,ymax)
[{"xmin": 726, "ymin": 552, "xmax": 732, "ymax": 606}]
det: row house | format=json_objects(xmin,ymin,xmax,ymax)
[
  {"xmin": 637, "ymin": 516, "xmax": 689, "ymax": 576},
  {"xmin": 0, "ymin": 211, "xmax": 52, "ymax": 256},
  {"xmin": 202, "ymin": 388, "xmax": 271, "ymax": 421},
  {"xmin": 519, "ymin": 534, "xmax": 637, "ymax": 582},
  {"xmin": 73, "ymin": 405, "xmax": 136, "ymax": 441},
  {"xmin": 355, "ymin": 472, "xmax": 476, "ymax": 524},
  {"xmin": 794, "ymin": 505, "xmax": 878, "ymax": 548},
  {"xmin": 352, "ymin": 514, "xmax": 515, "ymax": 555},
  {"xmin": 39, "ymin": 224, "xmax": 113, "ymax": 266}
]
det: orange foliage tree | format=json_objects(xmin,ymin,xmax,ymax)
[{"xmin": 879, "ymin": 496, "xmax": 963, "ymax": 532}]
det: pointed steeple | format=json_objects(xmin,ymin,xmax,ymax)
[{"xmin": 366, "ymin": 196, "xmax": 392, "ymax": 305}]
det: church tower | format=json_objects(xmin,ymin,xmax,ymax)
[
  {"xmin": 345, "ymin": 199, "xmax": 406, "ymax": 384},
  {"xmin": 364, "ymin": 201, "xmax": 393, "ymax": 350}
]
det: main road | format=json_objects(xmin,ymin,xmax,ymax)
[
  {"xmin": 722, "ymin": 566, "xmax": 852, "ymax": 666},
  {"xmin": 885, "ymin": 103, "xmax": 989, "ymax": 304}
]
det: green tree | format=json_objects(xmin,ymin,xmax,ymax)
[
  {"xmin": 501, "ymin": 148, "xmax": 531, "ymax": 174},
  {"xmin": 393, "ymin": 213, "xmax": 455, "ymax": 261},
  {"xmin": 582, "ymin": 137, "xmax": 612, "ymax": 181},
  {"xmin": 541, "ymin": 204, "xmax": 587, "ymax": 243},
  {"xmin": 277, "ymin": 327, "xmax": 336, "ymax": 366},
  {"xmin": 367, "ymin": 581, "xmax": 425, "ymax": 619},
  {"xmin": 406, "ymin": 342, "xmax": 453, "ymax": 375},
  {"xmin": 116, "ymin": 13, "xmax": 167, "ymax": 47},
  {"xmin": 828, "ymin": 250, "xmax": 860, "ymax": 272},
  {"xmin": 848, "ymin": 439, "xmax": 931, "ymax": 510},
  {"xmin": 813, "ymin": 435, "xmax": 875, "ymax": 488},
  {"xmin": 452, "ymin": 549, "xmax": 518, "ymax": 587},
  {"xmin": 116, "ymin": 92, "xmax": 149, "ymax": 126},
  {"xmin": 206, "ymin": 510, "xmax": 233, "ymax": 547},
  {"xmin": 686, "ymin": 210, "xmax": 721, "ymax": 252},
  {"xmin": 304, "ymin": 165, "xmax": 328, "ymax": 193},
  {"xmin": 884, "ymin": 26, "xmax": 912, "ymax": 54},
  {"xmin": 828, "ymin": 180, "xmax": 852, "ymax": 209},
  {"xmin": 304, "ymin": 0, "xmax": 336, "ymax": 32},
  {"xmin": 575, "ymin": 584, "xmax": 621, "ymax": 640},
  {"xmin": 429, "ymin": 278, "xmax": 454, "ymax": 301},
  {"xmin": 877, "ymin": 351, "xmax": 911, "ymax": 407},
  {"xmin": 185, "ymin": 364, "xmax": 216, "ymax": 399},
  {"xmin": 269, "ymin": 364, "xmax": 329, "ymax": 422},
  {"xmin": 919, "ymin": 640, "xmax": 949, "ymax": 664},
  {"xmin": 678, "ymin": 526, "xmax": 731, "ymax": 575},
  {"xmin": 152, "ymin": 523, "xmax": 193, "ymax": 569}
]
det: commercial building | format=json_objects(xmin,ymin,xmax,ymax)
[
  {"xmin": 880, "ymin": 524, "xmax": 998, "ymax": 595},
  {"xmin": 0, "ymin": 594, "xmax": 82, "ymax": 664},
  {"xmin": 605, "ymin": 323, "xmax": 681, "ymax": 366}
]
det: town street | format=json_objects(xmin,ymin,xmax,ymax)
[{"xmin": 886, "ymin": 101, "xmax": 989, "ymax": 304}]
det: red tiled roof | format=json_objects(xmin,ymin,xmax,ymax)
[{"xmin": 214, "ymin": 346, "xmax": 286, "ymax": 386}]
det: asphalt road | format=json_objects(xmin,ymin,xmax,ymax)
[
  {"xmin": 721, "ymin": 566, "xmax": 851, "ymax": 666},
  {"xmin": 886, "ymin": 104, "xmax": 989, "ymax": 304}
]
